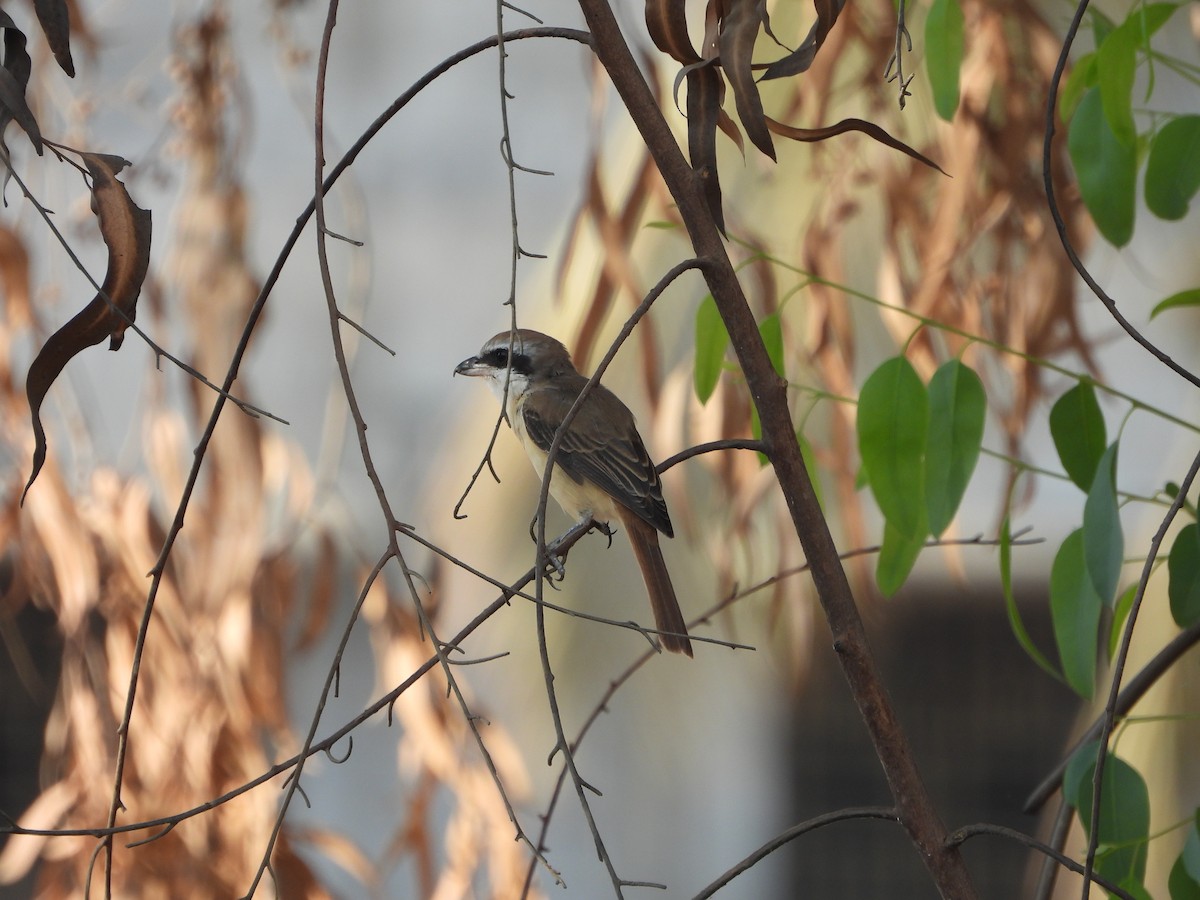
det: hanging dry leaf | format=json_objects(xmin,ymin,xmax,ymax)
[
  {"xmin": 0, "ymin": 12, "xmax": 41, "ymax": 152},
  {"xmin": 687, "ymin": 62, "xmax": 727, "ymax": 233},
  {"xmin": 645, "ymin": 0, "xmax": 700, "ymax": 64},
  {"xmin": 23, "ymin": 152, "xmax": 152, "ymax": 503},
  {"xmin": 33, "ymin": 0, "xmax": 75, "ymax": 77},
  {"xmin": 718, "ymin": 0, "xmax": 775, "ymax": 160},
  {"xmin": 764, "ymin": 115, "xmax": 948, "ymax": 175},
  {"xmin": 760, "ymin": 0, "xmax": 848, "ymax": 80}
]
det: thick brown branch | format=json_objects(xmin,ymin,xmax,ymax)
[{"xmin": 575, "ymin": 2, "xmax": 977, "ymax": 896}]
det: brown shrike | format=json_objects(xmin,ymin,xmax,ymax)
[{"xmin": 455, "ymin": 329, "xmax": 693, "ymax": 656}]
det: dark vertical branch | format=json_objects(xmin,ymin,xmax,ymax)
[{"xmin": 574, "ymin": 2, "xmax": 977, "ymax": 896}]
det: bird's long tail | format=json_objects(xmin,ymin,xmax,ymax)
[{"xmin": 619, "ymin": 510, "xmax": 693, "ymax": 657}]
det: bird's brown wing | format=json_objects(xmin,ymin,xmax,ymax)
[{"xmin": 521, "ymin": 375, "xmax": 674, "ymax": 538}]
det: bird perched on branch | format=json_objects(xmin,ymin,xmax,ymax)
[{"xmin": 455, "ymin": 329, "xmax": 692, "ymax": 656}]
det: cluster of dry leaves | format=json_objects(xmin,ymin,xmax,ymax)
[
  {"xmin": 2, "ymin": 5, "xmax": 529, "ymax": 897},
  {"xmin": 559, "ymin": 0, "xmax": 1090, "ymax": 622}
]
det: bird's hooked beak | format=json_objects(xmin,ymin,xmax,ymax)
[{"xmin": 454, "ymin": 355, "xmax": 486, "ymax": 377}]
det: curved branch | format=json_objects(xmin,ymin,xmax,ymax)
[
  {"xmin": 947, "ymin": 823, "xmax": 1136, "ymax": 900},
  {"xmin": 656, "ymin": 438, "xmax": 765, "ymax": 473},
  {"xmin": 694, "ymin": 807, "xmax": 900, "ymax": 898},
  {"xmin": 1077, "ymin": 444, "xmax": 1200, "ymax": 896},
  {"xmin": 1023, "ymin": 615, "xmax": 1200, "ymax": 813},
  {"xmin": 97, "ymin": 20, "xmax": 592, "ymax": 889},
  {"xmin": 1041, "ymin": 0, "xmax": 1200, "ymax": 389}
]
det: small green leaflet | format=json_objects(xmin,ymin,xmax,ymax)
[
  {"xmin": 924, "ymin": 360, "xmax": 985, "ymax": 536},
  {"xmin": 1083, "ymin": 442, "xmax": 1123, "ymax": 606},
  {"xmin": 1169, "ymin": 855, "xmax": 1200, "ymax": 900},
  {"xmin": 798, "ymin": 430, "xmax": 823, "ymax": 511},
  {"xmin": 1145, "ymin": 115, "xmax": 1200, "ymax": 221},
  {"xmin": 694, "ymin": 295, "xmax": 729, "ymax": 404},
  {"xmin": 924, "ymin": 0, "xmax": 963, "ymax": 121},
  {"xmin": 1049, "ymin": 382, "xmax": 1107, "ymax": 491},
  {"xmin": 1000, "ymin": 517, "xmax": 1062, "ymax": 681},
  {"xmin": 1059, "ymin": 52, "xmax": 1096, "ymax": 122},
  {"xmin": 759, "ymin": 312, "xmax": 785, "ymax": 379},
  {"xmin": 1096, "ymin": 18, "xmax": 1138, "ymax": 146},
  {"xmin": 858, "ymin": 357, "xmax": 929, "ymax": 539},
  {"xmin": 1108, "ymin": 583, "xmax": 1136, "ymax": 661},
  {"xmin": 1150, "ymin": 287, "xmax": 1200, "ymax": 320},
  {"xmin": 1069, "ymin": 749, "xmax": 1151, "ymax": 890},
  {"xmin": 1179, "ymin": 812, "xmax": 1200, "ymax": 888},
  {"xmin": 877, "ymin": 517, "xmax": 926, "ymax": 597},
  {"xmin": 1050, "ymin": 529, "xmax": 1103, "ymax": 699},
  {"xmin": 1068, "ymin": 87, "xmax": 1137, "ymax": 248},
  {"xmin": 1168, "ymin": 523, "xmax": 1200, "ymax": 627}
]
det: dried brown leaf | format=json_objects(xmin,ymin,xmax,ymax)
[
  {"xmin": 764, "ymin": 114, "xmax": 947, "ymax": 175},
  {"xmin": 760, "ymin": 0, "xmax": 847, "ymax": 80},
  {"xmin": 645, "ymin": 0, "xmax": 699, "ymax": 64},
  {"xmin": 23, "ymin": 153, "xmax": 152, "ymax": 503},
  {"xmin": 0, "ymin": 12, "xmax": 41, "ymax": 152},
  {"xmin": 718, "ymin": 0, "xmax": 775, "ymax": 159},
  {"xmin": 32, "ymin": 0, "xmax": 74, "ymax": 77},
  {"xmin": 686, "ymin": 63, "xmax": 727, "ymax": 233}
]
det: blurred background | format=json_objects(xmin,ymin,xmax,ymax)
[{"xmin": 1, "ymin": 0, "xmax": 1199, "ymax": 897}]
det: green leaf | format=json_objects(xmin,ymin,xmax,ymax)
[
  {"xmin": 798, "ymin": 430, "xmax": 823, "ymax": 511},
  {"xmin": 1150, "ymin": 288, "xmax": 1200, "ymax": 320},
  {"xmin": 1000, "ymin": 517, "xmax": 1062, "ymax": 681},
  {"xmin": 877, "ymin": 517, "xmax": 926, "ymax": 596},
  {"xmin": 750, "ymin": 403, "xmax": 768, "ymax": 467},
  {"xmin": 1000, "ymin": 517, "xmax": 1062, "ymax": 680},
  {"xmin": 1050, "ymin": 382, "xmax": 1107, "ymax": 491},
  {"xmin": 1050, "ymin": 529, "xmax": 1103, "ymax": 698},
  {"xmin": 694, "ymin": 295, "xmax": 729, "ymax": 404},
  {"xmin": 1071, "ymin": 752, "xmax": 1151, "ymax": 889},
  {"xmin": 1068, "ymin": 87, "xmax": 1137, "ymax": 247},
  {"xmin": 1059, "ymin": 52, "xmax": 1097, "ymax": 122},
  {"xmin": 759, "ymin": 313, "xmax": 785, "ymax": 379},
  {"xmin": 858, "ymin": 357, "xmax": 930, "ymax": 538},
  {"xmin": 1169, "ymin": 523, "xmax": 1200, "ymax": 627},
  {"xmin": 924, "ymin": 360, "xmax": 985, "ymax": 536},
  {"xmin": 1109, "ymin": 582, "xmax": 1136, "ymax": 660},
  {"xmin": 1096, "ymin": 21, "xmax": 1137, "ymax": 146},
  {"xmin": 1063, "ymin": 740, "xmax": 1100, "ymax": 813},
  {"xmin": 1127, "ymin": 3, "xmax": 1181, "ymax": 43},
  {"xmin": 1169, "ymin": 855, "xmax": 1200, "ymax": 900},
  {"xmin": 1183, "ymin": 813, "xmax": 1200, "ymax": 885},
  {"xmin": 1090, "ymin": 8, "xmax": 1116, "ymax": 47},
  {"xmin": 924, "ymin": 0, "xmax": 963, "ymax": 121},
  {"xmin": 1146, "ymin": 115, "xmax": 1200, "ymax": 220},
  {"xmin": 1083, "ymin": 442, "xmax": 1123, "ymax": 605}
]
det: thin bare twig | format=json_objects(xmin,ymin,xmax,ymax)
[
  {"xmin": 947, "ymin": 823, "xmax": 1136, "ymax": 900},
  {"xmin": 1023, "ymin": 615, "xmax": 1200, "ymax": 814},
  {"xmin": 92, "ymin": 22, "xmax": 590, "ymax": 896},
  {"xmin": 528, "ymin": 256, "xmax": 708, "ymax": 895},
  {"xmin": 1042, "ymin": 0, "xmax": 1200, "ymax": 390},
  {"xmin": 520, "ymin": 531, "xmax": 1039, "ymax": 896},
  {"xmin": 246, "ymin": 8, "xmax": 573, "ymax": 892},
  {"xmin": 1076, "ymin": 445, "xmax": 1200, "ymax": 899},
  {"xmin": 696, "ymin": 807, "xmax": 901, "ymax": 897}
]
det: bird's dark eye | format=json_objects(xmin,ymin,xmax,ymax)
[{"xmin": 482, "ymin": 346, "xmax": 534, "ymax": 374}]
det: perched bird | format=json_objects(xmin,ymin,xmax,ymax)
[{"xmin": 455, "ymin": 329, "xmax": 692, "ymax": 656}]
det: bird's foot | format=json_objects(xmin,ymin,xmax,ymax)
[{"xmin": 592, "ymin": 519, "xmax": 615, "ymax": 549}]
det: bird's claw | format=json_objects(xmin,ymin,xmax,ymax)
[
  {"xmin": 593, "ymin": 519, "xmax": 615, "ymax": 549},
  {"xmin": 542, "ymin": 552, "xmax": 567, "ymax": 587}
]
